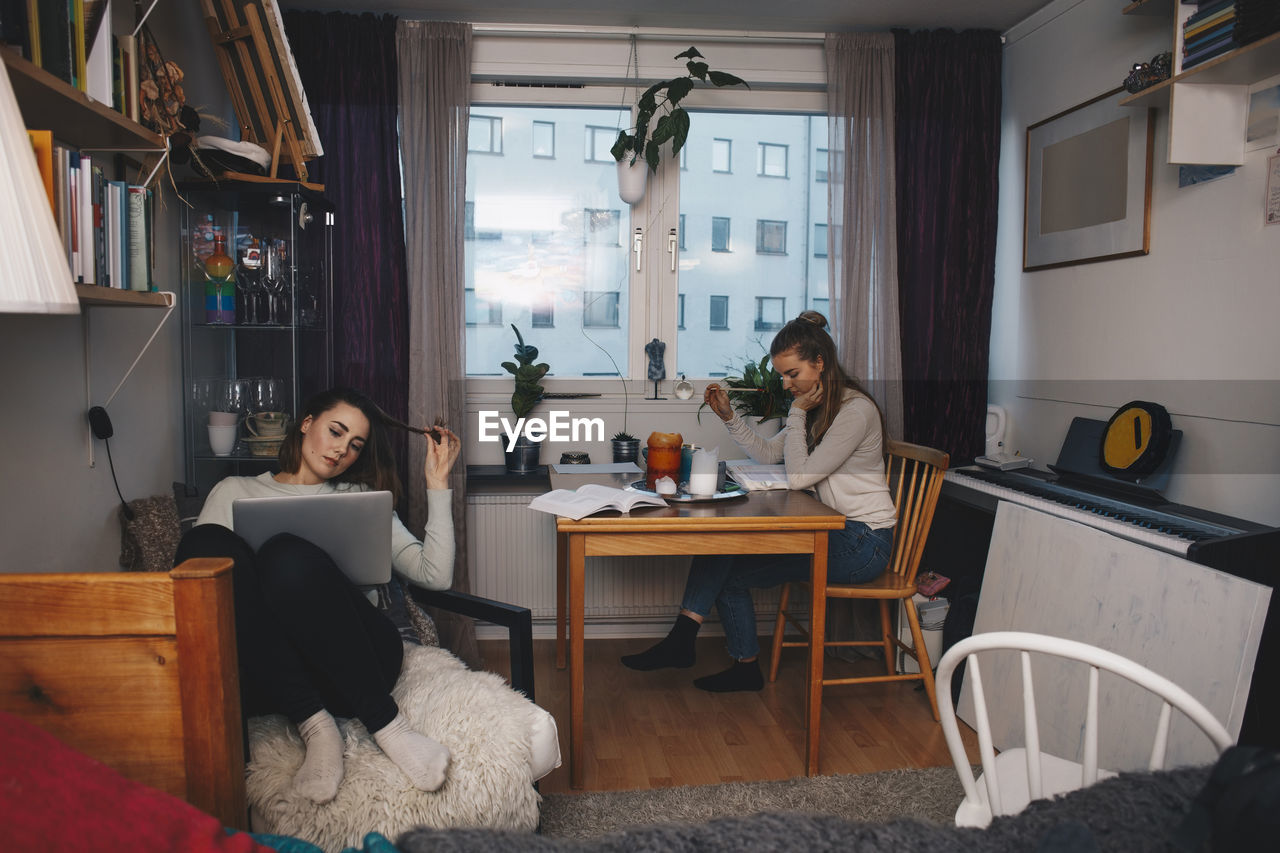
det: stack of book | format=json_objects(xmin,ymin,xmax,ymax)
[
  {"xmin": 1233, "ymin": 0, "xmax": 1280, "ymax": 48},
  {"xmin": 1182, "ymin": 1, "xmax": 1238, "ymax": 70},
  {"xmin": 0, "ymin": 0, "xmax": 141, "ymax": 121},
  {"xmin": 25, "ymin": 131, "xmax": 153, "ymax": 292}
]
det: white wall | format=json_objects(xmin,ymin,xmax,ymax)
[
  {"xmin": 0, "ymin": 3, "xmax": 231, "ymax": 572},
  {"xmin": 992, "ymin": 0, "xmax": 1280, "ymax": 526}
]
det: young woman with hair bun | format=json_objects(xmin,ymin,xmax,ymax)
[{"xmin": 621, "ymin": 311, "xmax": 896, "ymax": 692}]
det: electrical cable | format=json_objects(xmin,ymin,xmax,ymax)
[{"xmin": 103, "ymin": 437, "xmax": 134, "ymax": 521}]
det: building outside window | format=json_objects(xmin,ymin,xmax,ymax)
[
  {"xmin": 677, "ymin": 293, "xmax": 685, "ymax": 329},
  {"xmin": 815, "ymin": 147, "xmax": 829, "ymax": 182},
  {"xmin": 678, "ymin": 213, "xmax": 686, "ymax": 250},
  {"xmin": 755, "ymin": 296, "xmax": 785, "ymax": 331},
  {"xmin": 814, "ymin": 223, "xmax": 828, "ymax": 257},
  {"xmin": 583, "ymin": 209, "xmax": 621, "ymax": 245},
  {"xmin": 465, "ymin": 288, "xmax": 502, "ymax": 326},
  {"xmin": 532, "ymin": 120, "xmax": 555, "ymax": 158},
  {"xmin": 711, "ymin": 216, "xmax": 731, "ymax": 252},
  {"xmin": 758, "ymin": 142, "xmax": 788, "ymax": 177},
  {"xmin": 585, "ymin": 126, "xmax": 617, "ymax": 163},
  {"xmin": 712, "ymin": 138, "xmax": 732, "ymax": 173},
  {"xmin": 532, "ymin": 296, "xmax": 554, "ymax": 328},
  {"xmin": 757, "ymin": 219, "xmax": 787, "ymax": 255},
  {"xmin": 468, "ymin": 115, "xmax": 503, "ymax": 153},
  {"xmin": 584, "ymin": 291, "xmax": 620, "ymax": 327},
  {"xmin": 709, "ymin": 295, "xmax": 729, "ymax": 330}
]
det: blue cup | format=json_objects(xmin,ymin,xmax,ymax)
[{"xmin": 680, "ymin": 444, "xmax": 698, "ymax": 484}]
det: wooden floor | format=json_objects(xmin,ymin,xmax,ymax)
[{"xmin": 479, "ymin": 636, "xmax": 981, "ymax": 794}]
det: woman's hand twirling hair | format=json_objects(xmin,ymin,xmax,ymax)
[{"xmin": 767, "ymin": 311, "xmax": 888, "ymax": 449}]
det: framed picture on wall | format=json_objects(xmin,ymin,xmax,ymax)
[{"xmin": 1023, "ymin": 88, "xmax": 1155, "ymax": 271}]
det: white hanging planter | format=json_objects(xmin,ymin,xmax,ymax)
[{"xmin": 616, "ymin": 157, "xmax": 649, "ymax": 205}]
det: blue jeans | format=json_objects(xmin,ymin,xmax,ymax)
[{"xmin": 680, "ymin": 520, "xmax": 895, "ymax": 661}]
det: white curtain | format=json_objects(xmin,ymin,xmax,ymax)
[
  {"xmin": 825, "ymin": 32, "xmax": 903, "ymax": 440},
  {"xmin": 396, "ymin": 20, "xmax": 476, "ymax": 664}
]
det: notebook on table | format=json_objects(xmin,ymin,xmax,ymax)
[{"xmin": 232, "ymin": 490, "xmax": 394, "ymax": 585}]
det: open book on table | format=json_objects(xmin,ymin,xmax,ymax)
[
  {"xmin": 528, "ymin": 483, "xmax": 668, "ymax": 521},
  {"xmin": 724, "ymin": 460, "xmax": 790, "ymax": 491}
]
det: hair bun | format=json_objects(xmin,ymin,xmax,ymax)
[{"xmin": 797, "ymin": 310, "xmax": 828, "ymax": 329}]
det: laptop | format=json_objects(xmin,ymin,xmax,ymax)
[{"xmin": 232, "ymin": 491, "xmax": 394, "ymax": 585}]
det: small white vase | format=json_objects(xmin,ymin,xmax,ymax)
[{"xmin": 616, "ymin": 158, "xmax": 648, "ymax": 205}]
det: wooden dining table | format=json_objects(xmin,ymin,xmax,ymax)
[{"xmin": 549, "ymin": 468, "xmax": 846, "ymax": 788}]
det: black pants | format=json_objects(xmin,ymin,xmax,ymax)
[{"xmin": 175, "ymin": 524, "xmax": 403, "ymax": 732}]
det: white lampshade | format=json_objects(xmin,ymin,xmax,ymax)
[{"xmin": 0, "ymin": 61, "xmax": 79, "ymax": 314}]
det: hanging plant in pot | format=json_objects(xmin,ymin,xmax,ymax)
[
  {"xmin": 501, "ymin": 324, "xmax": 549, "ymax": 473},
  {"xmin": 611, "ymin": 46, "xmax": 749, "ymax": 204}
]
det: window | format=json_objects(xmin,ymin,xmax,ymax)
[
  {"xmin": 711, "ymin": 138, "xmax": 732, "ymax": 173},
  {"xmin": 814, "ymin": 223, "xmax": 828, "ymax": 257},
  {"xmin": 532, "ymin": 121, "xmax": 555, "ymax": 158},
  {"xmin": 678, "ymin": 214, "xmax": 686, "ymax": 250},
  {"xmin": 757, "ymin": 220, "xmax": 787, "ymax": 255},
  {"xmin": 465, "ymin": 288, "xmax": 502, "ymax": 326},
  {"xmin": 811, "ymin": 297, "xmax": 829, "ymax": 315},
  {"xmin": 532, "ymin": 297, "xmax": 554, "ymax": 328},
  {"xmin": 585, "ymin": 126, "xmax": 617, "ymax": 163},
  {"xmin": 464, "ymin": 202, "xmax": 474, "ymax": 240},
  {"xmin": 583, "ymin": 209, "xmax": 620, "ymax": 245},
  {"xmin": 709, "ymin": 295, "xmax": 729, "ymax": 330},
  {"xmin": 758, "ymin": 142, "xmax": 788, "ymax": 178},
  {"xmin": 755, "ymin": 296, "xmax": 785, "ymax": 332},
  {"xmin": 815, "ymin": 148, "xmax": 829, "ymax": 182},
  {"xmin": 711, "ymin": 217, "xmax": 731, "ymax": 252},
  {"xmin": 677, "ymin": 293, "xmax": 686, "ymax": 329},
  {"xmin": 584, "ymin": 291, "xmax": 620, "ymax": 328},
  {"xmin": 468, "ymin": 115, "xmax": 502, "ymax": 153}
]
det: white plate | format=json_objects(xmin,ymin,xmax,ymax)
[{"xmin": 626, "ymin": 479, "xmax": 746, "ymax": 503}]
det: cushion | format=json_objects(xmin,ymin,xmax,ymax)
[
  {"xmin": 246, "ymin": 644, "xmax": 552, "ymax": 851},
  {"xmin": 119, "ymin": 494, "xmax": 183, "ymax": 571},
  {"xmin": 0, "ymin": 711, "xmax": 273, "ymax": 853}
]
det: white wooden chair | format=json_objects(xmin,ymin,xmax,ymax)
[{"xmin": 936, "ymin": 630, "xmax": 1233, "ymax": 828}]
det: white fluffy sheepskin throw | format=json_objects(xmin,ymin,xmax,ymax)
[{"xmin": 246, "ymin": 644, "xmax": 541, "ymax": 852}]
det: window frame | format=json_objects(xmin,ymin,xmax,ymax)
[
  {"xmin": 584, "ymin": 125, "xmax": 618, "ymax": 164},
  {"xmin": 711, "ymin": 138, "xmax": 732, "ymax": 173},
  {"xmin": 754, "ymin": 295, "xmax": 786, "ymax": 332},
  {"xmin": 756, "ymin": 219, "xmax": 788, "ymax": 255},
  {"xmin": 468, "ymin": 115, "xmax": 503, "ymax": 154},
  {"xmin": 711, "ymin": 216, "xmax": 732, "ymax": 253},
  {"xmin": 757, "ymin": 141, "xmax": 788, "ymax": 178},
  {"xmin": 709, "ymin": 294, "xmax": 730, "ymax": 331},
  {"xmin": 532, "ymin": 119, "xmax": 556, "ymax": 159}
]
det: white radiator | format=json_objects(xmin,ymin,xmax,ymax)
[{"xmin": 466, "ymin": 494, "xmax": 783, "ymax": 631}]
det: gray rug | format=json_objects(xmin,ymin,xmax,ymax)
[{"xmin": 537, "ymin": 766, "xmax": 966, "ymax": 839}]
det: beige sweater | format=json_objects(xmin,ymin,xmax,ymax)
[
  {"xmin": 197, "ymin": 471, "xmax": 455, "ymax": 593},
  {"xmin": 723, "ymin": 389, "xmax": 896, "ymax": 530}
]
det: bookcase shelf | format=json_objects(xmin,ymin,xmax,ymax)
[
  {"xmin": 1120, "ymin": 30, "xmax": 1280, "ymax": 109},
  {"xmin": 75, "ymin": 285, "xmax": 171, "ymax": 308},
  {"xmin": 1, "ymin": 46, "xmax": 163, "ymax": 151},
  {"xmin": 1123, "ymin": 0, "xmax": 1175, "ymax": 17}
]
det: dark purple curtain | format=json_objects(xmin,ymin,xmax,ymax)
[
  {"xmin": 284, "ymin": 11, "xmax": 410, "ymax": 489},
  {"xmin": 893, "ymin": 30, "xmax": 1002, "ymax": 465}
]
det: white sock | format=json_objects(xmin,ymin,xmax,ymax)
[
  {"xmin": 372, "ymin": 712, "xmax": 450, "ymax": 792},
  {"xmin": 293, "ymin": 710, "xmax": 345, "ymax": 803}
]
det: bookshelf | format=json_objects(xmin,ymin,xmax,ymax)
[
  {"xmin": 1119, "ymin": 29, "xmax": 1280, "ymax": 109},
  {"xmin": 74, "ymin": 284, "xmax": 170, "ymax": 307}
]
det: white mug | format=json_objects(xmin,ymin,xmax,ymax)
[
  {"xmin": 208, "ymin": 410, "xmax": 239, "ymax": 427},
  {"xmin": 208, "ymin": 424, "xmax": 238, "ymax": 456}
]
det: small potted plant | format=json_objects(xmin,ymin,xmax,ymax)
[
  {"xmin": 611, "ymin": 46, "xmax": 748, "ymax": 203},
  {"xmin": 699, "ymin": 353, "xmax": 791, "ymax": 432},
  {"xmin": 611, "ymin": 431, "xmax": 640, "ymax": 464},
  {"xmin": 501, "ymin": 324, "xmax": 549, "ymax": 473}
]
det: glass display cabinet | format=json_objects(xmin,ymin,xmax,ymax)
[{"xmin": 180, "ymin": 181, "xmax": 333, "ymax": 494}]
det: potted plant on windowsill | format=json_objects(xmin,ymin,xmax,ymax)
[
  {"xmin": 501, "ymin": 324, "xmax": 549, "ymax": 473},
  {"xmin": 699, "ymin": 353, "xmax": 791, "ymax": 434},
  {"xmin": 611, "ymin": 431, "xmax": 640, "ymax": 464},
  {"xmin": 612, "ymin": 46, "xmax": 748, "ymax": 204}
]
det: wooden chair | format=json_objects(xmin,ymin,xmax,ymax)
[{"xmin": 768, "ymin": 439, "xmax": 950, "ymax": 757}]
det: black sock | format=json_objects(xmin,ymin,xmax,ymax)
[
  {"xmin": 621, "ymin": 614, "xmax": 700, "ymax": 671},
  {"xmin": 693, "ymin": 659, "xmax": 764, "ymax": 693}
]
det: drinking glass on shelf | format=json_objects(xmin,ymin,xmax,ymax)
[
  {"xmin": 247, "ymin": 376, "xmax": 283, "ymax": 415},
  {"xmin": 262, "ymin": 239, "xmax": 288, "ymax": 325},
  {"xmin": 218, "ymin": 378, "xmax": 247, "ymax": 416},
  {"xmin": 235, "ymin": 247, "xmax": 262, "ymax": 325}
]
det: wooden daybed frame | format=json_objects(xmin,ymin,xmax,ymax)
[{"xmin": 0, "ymin": 560, "xmax": 247, "ymax": 829}]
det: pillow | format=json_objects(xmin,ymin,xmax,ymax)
[
  {"xmin": 119, "ymin": 494, "xmax": 183, "ymax": 572},
  {"xmin": 0, "ymin": 711, "xmax": 274, "ymax": 853}
]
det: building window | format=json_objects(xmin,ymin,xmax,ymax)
[
  {"xmin": 464, "ymin": 202, "xmax": 474, "ymax": 241},
  {"xmin": 583, "ymin": 209, "xmax": 621, "ymax": 245},
  {"xmin": 468, "ymin": 115, "xmax": 502, "ymax": 154},
  {"xmin": 811, "ymin": 297, "xmax": 829, "ymax": 315},
  {"xmin": 583, "ymin": 291, "xmax": 620, "ymax": 328},
  {"xmin": 465, "ymin": 288, "xmax": 502, "ymax": 326},
  {"xmin": 532, "ymin": 297, "xmax": 554, "ymax": 328},
  {"xmin": 815, "ymin": 148, "xmax": 829, "ymax": 182},
  {"xmin": 758, "ymin": 142, "xmax": 788, "ymax": 177},
  {"xmin": 678, "ymin": 214, "xmax": 686, "ymax": 250},
  {"xmin": 532, "ymin": 120, "xmax": 555, "ymax": 158},
  {"xmin": 585, "ymin": 126, "xmax": 617, "ymax": 163},
  {"xmin": 757, "ymin": 219, "xmax": 787, "ymax": 255},
  {"xmin": 814, "ymin": 223, "xmax": 828, "ymax": 258},
  {"xmin": 677, "ymin": 293, "xmax": 685, "ymax": 330},
  {"xmin": 755, "ymin": 296, "xmax": 785, "ymax": 332},
  {"xmin": 711, "ymin": 138, "xmax": 732, "ymax": 173},
  {"xmin": 711, "ymin": 217, "xmax": 731, "ymax": 252},
  {"xmin": 709, "ymin": 295, "xmax": 729, "ymax": 330}
]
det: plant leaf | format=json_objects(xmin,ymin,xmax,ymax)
[
  {"xmin": 610, "ymin": 131, "xmax": 633, "ymax": 162},
  {"xmin": 666, "ymin": 77, "xmax": 694, "ymax": 106},
  {"xmin": 650, "ymin": 114, "xmax": 674, "ymax": 145},
  {"xmin": 675, "ymin": 46, "xmax": 704, "ymax": 60},
  {"xmin": 644, "ymin": 140, "xmax": 661, "ymax": 173},
  {"xmin": 708, "ymin": 70, "xmax": 749, "ymax": 89},
  {"xmin": 686, "ymin": 60, "xmax": 709, "ymax": 81},
  {"xmin": 670, "ymin": 108, "xmax": 690, "ymax": 155}
]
